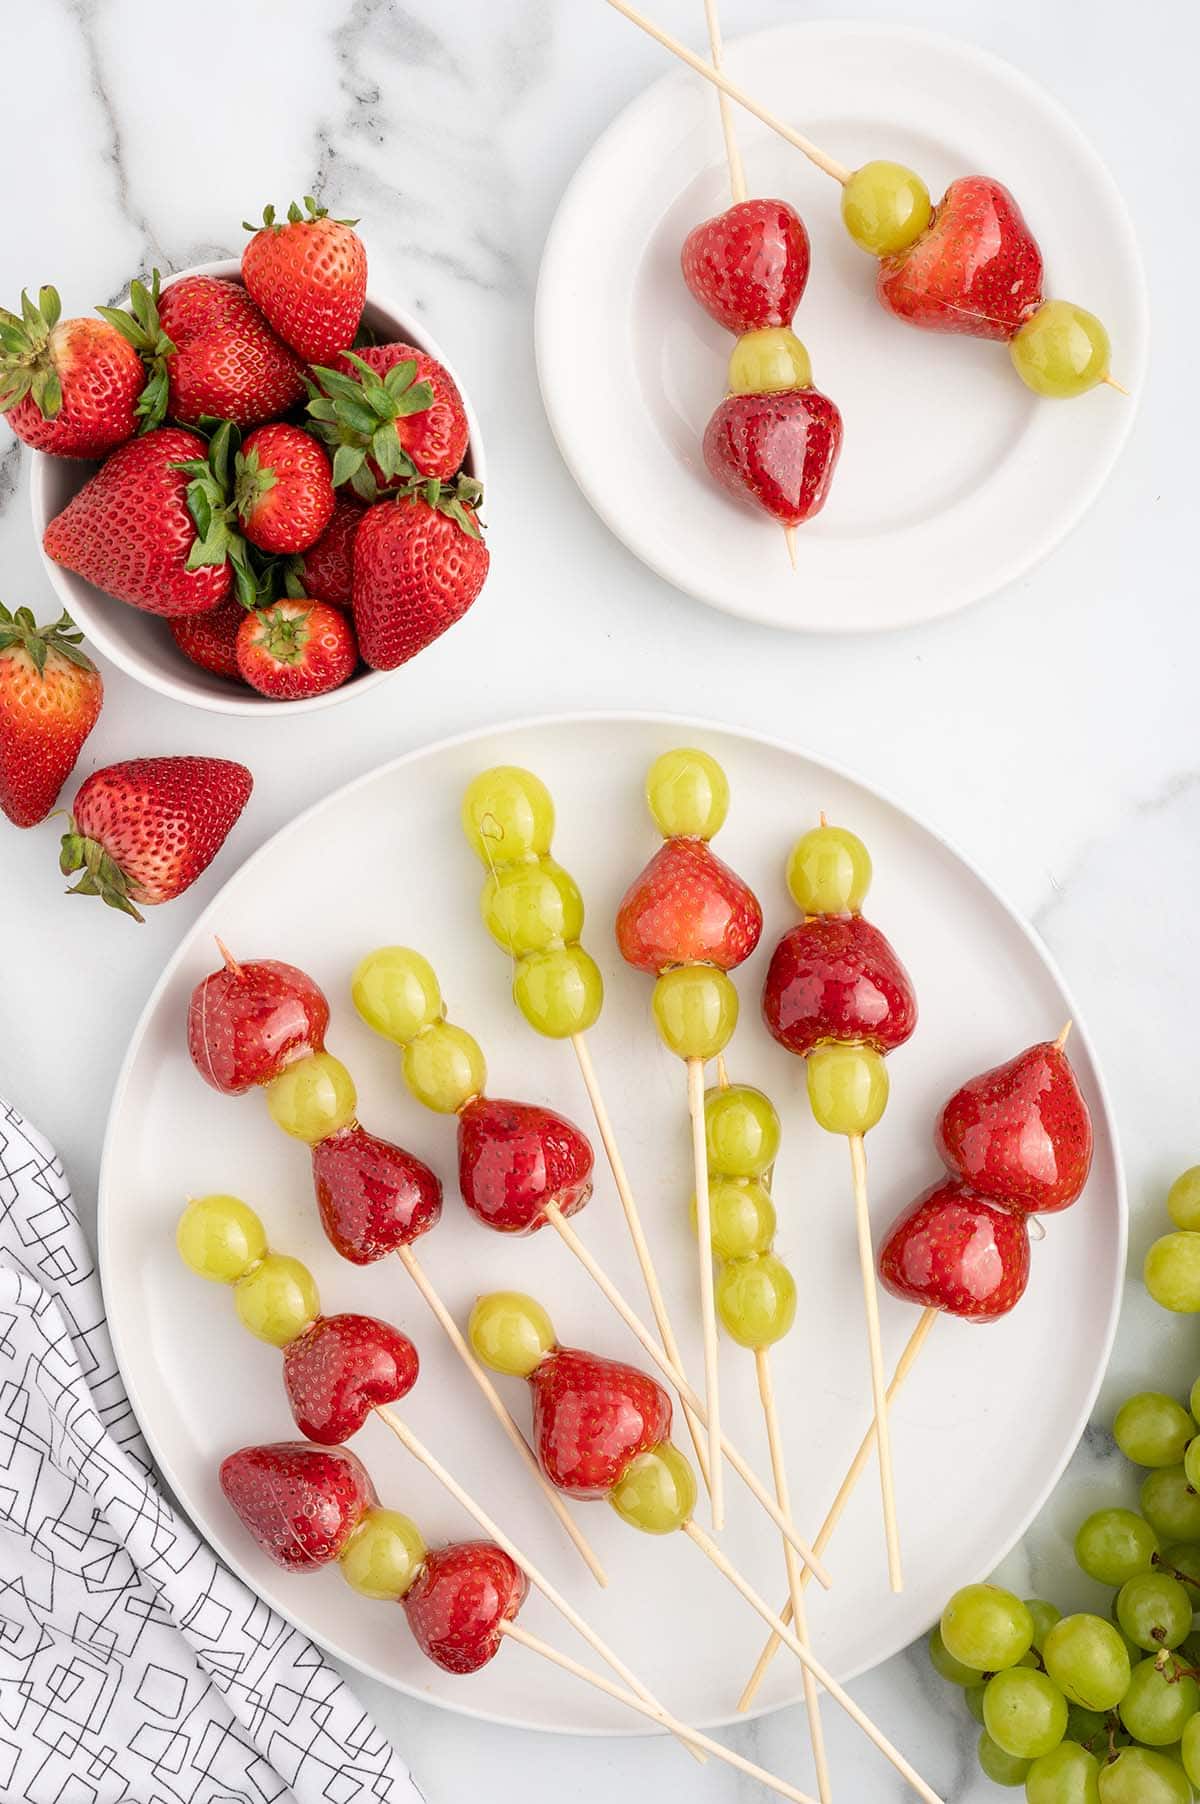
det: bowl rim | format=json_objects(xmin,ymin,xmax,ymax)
[{"xmin": 29, "ymin": 257, "xmax": 488, "ymax": 717}]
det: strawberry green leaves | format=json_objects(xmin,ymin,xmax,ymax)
[
  {"xmin": 97, "ymin": 271, "xmax": 178, "ymax": 431},
  {"xmin": 305, "ymin": 352, "xmax": 434, "ymax": 501},
  {"xmin": 0, "ymin": 604, "xmax": 96, "ymax": 677},
  {"xmin": 172, "ymin": 422, "xmax": 264, "ymax": 610},
  {"xmin": 59, "ymin": 828, "xmax": 145, "ymax": 922},
  {"xmin": 243, "ymin": 196, "xmax": 361, "ymax": 234},
  {"xmin": 0, "ymin": 286, "xmax": 66, "ymax": 419}
]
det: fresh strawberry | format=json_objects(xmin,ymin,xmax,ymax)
[
  {"xmin": 402, "ymin": 1542, "xmax": 527, "ymax": 1674},
  {"xmin": 242, "ymin": 198, "xmax": 367, "ymax": 363},
  {"xmin": 0, "ymin": 606, "xmax": 102, "ymax": 827},
  {"xmin": 352, "ymin": 478, "xmax": 488, "ymax": 670},
  {"xmin": 681, "ymin": 199, "xmax": 811, "ymax": 335},
  {"xmin": 290, "ymin": 491, "xmax": 364, "ymax": 606},
  {"xmin": 307, "ymin": 344, "xmax": 468, "ymax": 498},
  {"xmin": 762, "ymin": 913, "xmax": 917, "ymax": 1058},
  {"xmin": 169, "ymin": 596, "xmax": 245, "ymax": 680},
  {"xmin": 219, "ymin": 1440, "xmax": 375, "ymax": 1571},
  {"xmin": 876, "ymin": 177, "xmax": 1044, "ymax": 340},
  {"xmin": 936, "ymin": 1039, "xmax": 1093, "ymax": 1215},
  {"xmin": 235, "ymin": 423, "xmax": 334, "ymax": 554},
  {"xmin": 186, "ymin": 949, "xmax": 330, "ymax": 1093},
  {"xmin": 529, "ymin": 1346, "xmax": 673, "ymax": 1497},
  {"xmin": 43, "ymin": 427, "xmax": 234, "ymax": 617},
  {"xmin": 616, "ymin": 838, "xmax": 763, "ymax": 974},
  {"xmin": 878, "ymin": 1177, "xmax": 1032, "ymax": 1323},
  {"xmin": 99, "ymin": 271, "xmax": 306, "ymax": 430},
  {"xmin": 703, "ymin": 388, "xmax": 843, "ymax": 526},
  {"xmin": 282, "ymin": 1313, "xmax": 419, "ymax": 1444},
  {"xmin": 0, "ymin": 286, "xmax": 142, "ymax": 458},
  {"xmin": 457, "ymin": 1096, "xmax": 594, "ymax": 1236},
  {"xmin": 236, "ymin": 599, "xmax": 357, "ymax": 701},
  {"xmin": 312, "ymin": 1123, "xmax": 443, "ymax": 1263},
  {"xmin": 59, "ymin": 755, "xmax": 252, "ymax": 920}
]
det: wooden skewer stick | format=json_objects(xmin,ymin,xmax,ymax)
[
  {"xmin": 738, "ymin": 1308, "xmax": 938, "ymax": 1712},
  {"xmin": 542, "ymin": 1199, "xmax": 831, "ymax": 1586},
  {"xmin": 687, "ymin": 1055, "xmax": 724, "ymax": 1528},
  {"xmin": 849, "ymin": 1130, "xmax": 902, "ymax": 1593},
  {"xmin": 571, "ymin": 1032, "xmax": 712, "ymax": 1490},
  {"xmin": 498, "ymin": 1620, "xmax": 816, "ymax": 1803},
  {"xmin": 393, "ymin": 1243, "xmax": 608, "ymax": 1588},
  {"xmin": 604, "ymin": 0, "xmax": 852, "ymax": 184},
  {"xmin": 683, "ymin": 1519, "xmax": 942, "ymax": 1804}
]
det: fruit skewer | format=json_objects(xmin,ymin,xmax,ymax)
[
  {"xmin": 469, "ymin": 1291, "xmax": 942, "ymax": 1804},
  {"xmin": 606, "ymin": 0, "xmax": 1122, "ymax": 399},
  {"xmin": 762, "ymin": 819, "xmax": 917, "ymax": 1592},
  {"xmin": 185, "ymin": 944, "xmax": 606, "ymax": 1586},
  {"xmin": 616, "ymin": 748, "xmax": 765, "ymax": 1528},
  {"xmin": 738, "ymin": 1025, "xmax": 1093, "ymax": 1711},
  {"xmin": 460, "ymin": 764, "xmax": 711, "ymax": 1494},
  {"xmin": 351, "ymin": 945, "xmax": 829, "ymax": 1582}
]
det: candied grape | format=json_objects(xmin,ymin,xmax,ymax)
[
  {"xmin": 651, "ymin": 965, "xmax": 738, "ymax": 1060},
  {"xmin": 462, "ymin": 766, "xmax": 554, "ymax": 865},
  {"xmin": 1115, "ymin": 1571, "xmax": 1192, "ymax": 1651},
  {"xmin": 1074, "ymin": 1509, "xmax": 1160, "ymax": 1585},
  {"xmin": 1096, "ymin": 1748, "xmax": 1192, "ymax": 1804},
  {"xmin": 403, "ymin": 1021, "xmax": 486, "ymax": 1114},
  {"xmin": 1144, "ymin": 1232, "xmax": 1200, "ymax": 1312},
  {"xmin": 468, "ymin": 1291, "xmax": 556, "ymax": 1377},
  {"xmin": 1042, "ymin": 1614, "xmax": 1130, "ymax": 1712},
  {"xmin": 1168, "ymin": 1167, "xmax": 1200, "ymax": 1232},
  {"xmin": 841, "ymin": 160, "xmax": 932, "ymax": 257},
  {"xmin": 1027, "ymin": 1600, "xmax": 1064, "ymax": 1655},
  {"xmin": 716, "ymin": 1252, "xmax": 796, "ymax": 1348},
  {"xmin": 705, "ymin": 1083, "xmax": 781, "ymax": 1178},
  {"xmin": 514, "ymin": 944, "xmax": 603, "ymax": 1038},
  {"xmin": 929, "ymin": 1624, "xmax": 983, "ymax": 1687},
  {"xmin": 176, "ymin": 1194, "xmax": 266, "ymax": 1283},
  {"xmin": 1114, "ymin": 1393, "xmax": 1197, "ymax": 1468},
  {"xmin": 339, "ymin": 1509, "xmax": 427, "ymax": 1599},
  {"xmin": 233, "ymin": 1252, "xmax": 319, "ymax": 1346},
  {"xmin": 266, "ymin": 1051, "xmax": 357, "ymax": 1143},
  {"xmin": 983, "ymin": 1668, "xmax": 1068, "ymax": 1760},
  {"xmin": 942, "ymin": 1585, "xmax": 1035, "ymax": 1673},
  {"xmin": 645, "ymin": 748, "xmax": 729, "ymax": 840},
  {"xmin": 807, "ymin": 1040, "xmax": 888, "ymax": 1136},
  {"xmin": 352, "ymin": 947, "xmax": 442, "ymax": 1045},
  {"xmin": 977, "ymin": 1728, "xmax": 1031, "ymax": 1786},
  {"xmin": 1025, "ymin": 1740, "xmax": 1101, "ymax": 1804},
  {"xmin": 1009, "ymin": 301, "xmax": 1111, "ymax": 400},
  {"xmin": 1141, "ymin": 1465, "xmax": 1200, "ymax": 1542},
  {"xmin": 609, "ymin": 1442, "xmax": 696, "ymax": 1535},
  {"xmin": 482, "ymin": 859, "xmax": 584, "ymax": 958},
  {"xmin": 785, "ymin": 824, "xmax": 872, "ymax": 916},
  {"xmin": 728, "ymin": 327, "xmax": 812, "ymax": 396},
  {"xmin": 704, "ymin": 1177, "xmax": 777, "ymax": 1260},
  {"xmin": 1119, "ymin": 1655, "xmax": 1199, "ymax": 1747}
]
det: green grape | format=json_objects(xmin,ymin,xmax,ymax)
[
  {"xmin": 1142, "ymin": 1466, "xmax": 1200, "ymax": 1542},
  {"xmin": 702, "ymin": 1177, "xmax": 777, "ymax": 1260},
  {"xmin": 462, "ymin": 766, "xmax": 554, "ymax": 865},
  {"xmin": 942, "ymin": 1585, "xmax": 1035, "ymax": 1672},
  {"xmin": 651, "ymin": 965, "xmax": 737, "ymax": 1060},
  {"xmin": 1164, "ymin": 1544, "xmax": 1200, "ymax": 1605},
  {"xmin": 481, "ymin": 859, "xmax": 584, "ymax": 958},
  {"xmin": 1096, "ymin": 1748, "xmax": 1192, "ymax": 1804},
  {"xmin": 514, "ymin": 944, "xmax": 603, "ymax": 1038},
  {"xmin": 1116, "ymin": 1394, "xmax": 1197, "ymax": 1468},
  {"xmin": 1185, "ymin": 1435, "xmax": 1200, "ymax": 1494},
  {"xmin": 403, "ymin": 1020, "xmax": 486, "ymax": 1114},
  {"xmin": 1043, "ymin": 1614, "xmax": 1131, "ymax": 1711},
  {"xmin": 1192, "ymin": 1377, "xmax": 1200, "ymax": 1423},
  {"xmin": 1169, "ymin": 1168, "xmax": 1200, "ymax": 1232},
  {"xmin": 1181, "ymin": 1710, "xmax": 1200, "ymax": 1786},
  {"xmin": 785, "ymin": 824, "xmax": 872, "ymax": 916},
  {"xmin": 1144, "ymin": 1233, "xmax": 1200, "ymax": 1312},
  {"xmin": 1026, "ymin": 1741, "xmax": 1102, "ymax": 1804},
  {"xmin": 928, "ymin": 1624, "xmax": 983, "ymax": 1687},
  {"xmin": 841, "ymin": 160, "xmax": 932, "ymax": 257},
  {"xmin": 468, "ymin": 1291, "xmax": 555, "ymax": 1377},
  {"xmin": 609, "ymin": 1442, "xmax": 696, "ymax": 1534},
  {"xmin": 351, "ymin": 947, "xmax": 441, "ymax": 1045},
  {"xmin": 176, "ymin": 1194, "xmax": 266, "ymax": 1283},
  {"xmin": 1009, "ymin": 301, "xmax": 1111, "ymax": 400},
  {"xmin": 1119, "ymin": 1656, "xmax": 1200, "ymax": 1747},
  {"xmin": 233, "ymin": 1253, "xmax": 319, "ymax": 1347},
  {"xmin": 704, "ymin": 1084, "xmax": 781, "ymax": 1178},
  {"xmin": 1075, "ymin": 1509, "xmax": 1160, "ymax": 1585},
  {"xmin": 984, "ymin": 1668, "xmax": 1068, "ymax": 1760},
  {"xmin": 978, "ymin": 1729, "xmax": 1032, "ymax": 1786},
  {"xmin": 966, "ymin": 1683, "xmax": 988, "ymax": 1723},
  {"xmin": 266, "ymin": 1051, "xmax": 357, "ymax": 1143},
  {"xmin": 339, "ymin": 1509, "xmax": 426, "ymax": 1599},
  {"xmin": 645, "ymin": 748, "xmax": 729, "ymax": 841},
  {"xmin": 1180, "ymin": 1628, "xmax": 1200, "ymax": 1666},
  {"xmin": 1027, "ymin": 1600, "xmax": 1064, "ymax": 1655},
  {"xmin": 716, "ymin": 1253, "xmax": 796, "ymax": 1349},
  {"xmin": 1116, "ymin": 1572, "xmax": 1193, "ymax": 1651},
  {"xmin": 807, "ymin": 1041, "xmax": 888, "ymax": 1135},
  {"xmin": 727, "ymin": 327, "xmax": 812, "ymax": 396},
  {"xmin": 1065, "ymin": 1705, "xmax": 1110, "ymax": 1753}
]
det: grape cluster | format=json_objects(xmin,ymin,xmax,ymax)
[{"xmin": 929, "ymin": 1167, "xmax": 1200, "ymax": 1800}]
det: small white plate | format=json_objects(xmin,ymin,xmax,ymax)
[
  {"xmin": 99, "ymin": 714, "xmax": 1124, "ymax": 1734},
  {"xmin": 536, "ymin": 24, "xmax": 1148, "ymax": 632}
]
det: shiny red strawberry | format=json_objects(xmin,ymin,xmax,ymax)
[
  {"xmin": 936, "ymin": 1039, "xmax": 1093, "ymax": 1215},
  {"xmin": 312, "ymin": 1123, "xmax": 443, "ymax": 1263},
  {"xmin": 351, "ymin": 480, "xmax": 489, "ymax": 670},
  {"xmin": 616, "ymin": 837, "xmax": 762, "ymax": 975},
  {"xmin": 235, "ymin": 424, "xmax": 335, "ymax": 555},
  {"xmin": 703, "ymin": 388, "xmax": 842, "ymax": 527},
  {"xmin": 283, "ymin": 1313, "xmax": 419, "ymax": 1443},
  {"xmin": 219, "ymin": 1440, "xmax": 375, "ymax": 1570},
  {"xmin": 878, "ymin": 1177, "xmax": 1031, "ymax": 1323},
  {"xmin": 877, "ymin": 177, "xmax": 1044, "ymax": 341},
  {"xmin": 292, "ymin": 492, "xmax": 365, "ymax": 606},
  {"xmin": 169, "ymin": 595, "xmax": 246, "ymax": 680},
  {"xmin": 529, "ymin": 1347, "xmax": 673, "ymax": 1497},
  {"xmin": 762, "ymin": 913, "xmax": 917, "ymax": 1058},
  {"xmin": 0, "ymin": 287, "xmax": 142, "ymax": 458},
  {"xmin": 402, "ymin": 1541, "xmax": 527, "ymax": 1674},
  {"xmin": 187, "ymin": 949, "xmax": 330, "ymax": 1093},
  {"xmin": 242, "ymin": 198, "xmax": 367, "ymax": 363},
  {"xmin": 236, "ymin": 599, "xmax": 358, "ymax": 701},
  {"xmin": 457, "ymin": 1097, "xmax": 593, "ymax": 1236},
  {"xmin": 681, "ymin": 199, "xmax": 811, "ymax": 335}
]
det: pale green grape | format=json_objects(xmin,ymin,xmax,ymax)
[
  {"xmin": 841, "ymin": 160, "xmax": 932, "ymax": 257},
  {"xmin": 785, "ymin": 824, "xmax": 872, "ymax": 916},
  {"xmin": 1181, "ymin": 1710, "xmax": 1200, "ymax": 1786},
  {"xmin": 1075, "ymin": 1509, "xmax": 1160, "ymax": 1585},
  {"xmin": 942, "ymin": 1585, "xmax": 1035, "ymax": 1672},
  {"xmin": 1142, "ymin": 1466, "xmax": 1200, "ymax": 1543},
  {"xmin": 468, "ymin": 1292, "xmax": 555, "ymax": 1377},
  {"xmin": 651, "ymin": 965, "xmax": 737, "ymax": 1060},
  {"xmin": 462, "ymin": 766, "xmax": 554, "ymax": 864},
  {"xmin": 609, "ymin": 1443, "xmax": 696, "ymax": 1534},
  {"xmin": 514, "ymin": 945, "xmax": 603, "ymax": 1038},
  {"xmin": 177, "ymin": 1194, "xmax": 266, "ymax": 1283},
  {"xmin": 966, "ymin": 1683, "xmax": 988, "ymax": 1723},
  {"xmin": 1009, "ymin": 301, "xmax": 1111, "ymax": 400},
  {"xmin": 1119, "ymin": 1656, "xmax": 1200, "ymax": 1747},
  {"xmin": 928, "ymin": 1624, "xmax": 983, "ymax": 1687},
  {"xmin": 481, "ymin": 859, "xmax": 583, "ymax": 957},
  {"xmin": 1116, "ymin": 1572, "xmax": 1193, "ymax": 1651},
  {"xmin": 978, "ymin": 1729, "xmax": 1032, "ymax": 1786},
  {"xmin": 984, "ymin": 1668, "xmax": 1068, "ymax": 1760},
  {"xmin": 807, "ymin": 1041, "xmax": 888, "ymax": 1135},
  {"xmin": 1042, "ymin": 1614, "xmax": 1130, "ymax": 1711},
  {"xmin": 339, "ymin": 1509, "xmax": 426, "ymax": 1599},
  {"xmin": 645, "ymin": 749, "xmax": 728, "ymax": 840},
  {"xmin": 403, "ymin": 1021, "xmax": 486, "ymax": 1114},
  {"xmin": 1144, "ymin": 1233, "xmax": 1200, "ymax": 1312},
  {"xmin": 716, "ymin": 1253, "xmax": 796, "ymax": 1348},
  {"xmin": 1184, "ymin": 1435, "xmax": 1200, "ymax": 1494},
  {"xmin": 1192, "ymin": 1377, "xmax": 1200, "ymax": 1423},
  {"xmin": 1027, "ymin": 1600, "xmax": 1064, "ymax": 1655},
  {"xmin": 705, "ymin": 1084, "xmax": 781, "ymax": 1178},
  {"xmin": 233, "ymin": 1253, "xmax": 319, "ymax": 1347},
  {"xmin": 703, "ymin": 1177, "xmax": 777, "ymax": 1260},
  {"xmin": 1115, "ymin": 1394, "xmax": 1197, "ymax": 1468},
  {"xmin": 265, "ymin": 1051, "xmax": 356, "ymax": 1143},
  {"xmin": 1169, "ymin": 1168, "xmax": 1200, "ymax": 1232},
  {"xmin": 1026, "ymin": 1741, "xmax": 1101, "ymax": 1804},
  {"xmin": 1164, "ymin": 1544, "xmax": 1200, "ymax": 1605},
  {"xmin": 728, "ymin": 327, "xmax": 812, "ymax": 396},
  {"xmin": 1096, "ymin": 1748, "xmax": 1192, "ymax": 1804},
  {"xmin": 351, "ymin": 947, "xmax": 441, "ymax": 1045}
]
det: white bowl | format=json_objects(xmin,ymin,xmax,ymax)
[{"xmin": 30, "ymin": 260, "xmax": 487, "ymax": 716}]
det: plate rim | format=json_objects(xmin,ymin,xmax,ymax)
[
  {"xmin": 534, "ymin": 19, "xmax": 1150, "ymax": 634},
  {"xmin": 97, "ymin": 708, "xmax": 1128, "ymax": 1736}
]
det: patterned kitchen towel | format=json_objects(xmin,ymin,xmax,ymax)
[{"xmin": 0, "ymin": 1100, "xmax": 423, "ymax": 1804}]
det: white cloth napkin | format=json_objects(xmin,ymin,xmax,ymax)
[{"xmin": 0, "ymin": 1101, "xmax": 423, "ymax": 1804}]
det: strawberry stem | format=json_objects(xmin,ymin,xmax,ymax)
[{"xmin": 59, "ymin": 823, "xmax": 144, "ymax": 922}]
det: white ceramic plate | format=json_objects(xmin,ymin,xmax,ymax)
[
  {"xmin": 536, "ymin": 24, "xmax": 1148, "ymax": 632},
  {"xmin": 99, "ymin": 714, "xmax": 1124, "ymax": 1734}
]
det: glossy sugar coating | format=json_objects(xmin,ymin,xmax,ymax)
[
  {"xmin": 876, "ymin": 177, "xmax": 1044, "ymax": 341},
  {"xmin": 177, "ymin": 1193, "xmax": 267, "ymax": 1281},
  {"xmin": 233, "ymin": 1252, "xmax": 320, "ymax": 1347},
  {"xmin": 728, "ymin": 327, "xmax": 812, "ymax": 397},
  {"xmin": 609, "ymin": 1442, "xmax": 697, "ymax": 1534},
  {"xmin": 339, "ymin": 1508, "xmax": 427, "ymax": 1600},
  {"xmin": 762, "ymin": 913, "xmax": 917, "ymax": 1059},
  {"xmin": 312, "ymin": 1123, "xmax": 443, "ymax": 1264},
  {"xmin": 703, "ymin": 1077, "xmax": 795, "ymax": 1350},
  {"xmin": 482, "ymin": 859, "xmax": 584, "ymax": 959},
  {"xmin": 402, "ymin": 1540, "xmax": 528, "ymax": 1674},
  {"xmin": 841, "ymin": 161, "xmax": 932, "ymax": 258},
  {"xmin": 703, "ymin": 388, "xmax": 843, "ymax": 527},
  {"xmin": 266, "ymin": 1050, "xmax": 357, "ymax": 1143},
  {"xmin": 785, "ymin": 824, "xmax": 872, "ymax": 917},
  {"xmin": 457, "ymin": 1095, "xmax": 593, "ymax": 1235},
  {"xmin": 716, "ymin": 1253, "xmax": 796, "ymax": 1349},
  {"xmin": 936, "ymin": 1039, "xmax": 1093, "ymax": 1214},
  {"xmin": 680, "ymin": 198, "xmax": 811, "ymax": 336},
  {"xmin": 651, "ymin": 964, "xmax": 738, "ymax": 1059},
  {"xmin": 616, "ymin": 839, "xmax": 762, "ymax": 975},
  {"xmin": 878, "ymin": 1176, "xmax": 1031, "ymax": 1322},
  {"xmin": 352, "ymin": 947, "xmax": 486, "ymax": 1113},
  {"xmin": 1010, "ymin": 300, "xmax": 1111, "ymax": 398},
  {"xmin": 703, "ymin": 1176, "xmax": 777, "ymax": 1260},
  {"xmin": 220, "ymin": 1440, "xmax": 376, "ymax": 1571},
  {"xmin": 807, "ymin": 1041, "xmax": 889, "ymax": 1135},
  {"xmin": 468, "ymin": 1291, "xmax": 557, "ymax": 1378},
  {"xmin": 187, "ymin": 956, "xmax": 330, "ymax": 1094},
  {"xmin": 644, "ymin": 748, "xmax": 728, "ymax": 840},
  {"xmin": 530, "ymin": 1345, "xmax": 674, "ymax": 1498},
  {"xmin": 283, "ymin": 1313, "xmax": 419, "ymax": 1443},
  {"xmin": 704, "ymin": 1084, "xmax": 780, "ymax": 1177}
]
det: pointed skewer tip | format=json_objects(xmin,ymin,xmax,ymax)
[{"xmin": 1054, "ymin": 1021, "xmax": 1073, "ymax": 1051}]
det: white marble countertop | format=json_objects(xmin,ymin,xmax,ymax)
[{"xmin": 1, "ymin": 1, "xmax": 1196, "ymax": 1798}]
